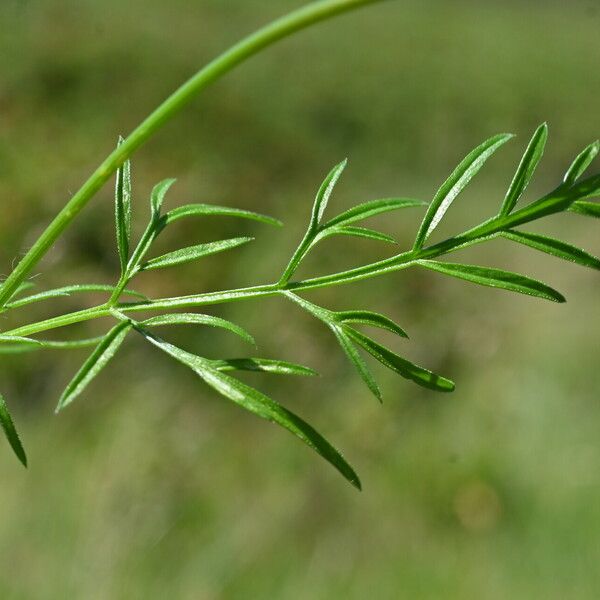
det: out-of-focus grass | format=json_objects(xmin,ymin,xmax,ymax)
[{"xmin": 1, "ymin": 0, "xmax": 600, "ymax": 598}]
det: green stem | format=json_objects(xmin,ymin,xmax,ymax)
[
  {"xmin": 3, "ymin": 187, "xmax": 570, "ymax": 339},
  {"xmin": 0, "ymin": 0, "xmax": 390, "ymax": 307}
]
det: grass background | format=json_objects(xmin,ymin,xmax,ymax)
[{"xmin": 1, "ymin": 0, "xmax": 600, "ymax": 597}]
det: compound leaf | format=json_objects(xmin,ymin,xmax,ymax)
[
  {"xmin": 418, "ymin": 260, "xmax": 565, "ymax": 302},
  {"xmin": 0, "ymin": 394, "xmax": 27, "ymax": 467}
]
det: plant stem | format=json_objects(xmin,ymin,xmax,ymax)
[
  {"xmin": 2, "ymin": 185, "xmax": 572, "ymax": 339},
  {"xmin": 0, "ymin": 0, "xmax": 390, "ymax": 308}
]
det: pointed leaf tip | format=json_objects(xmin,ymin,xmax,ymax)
[
  {"xmin": 56, "ymin": 322, "xmax": 131, "ymax": 412},
  {"xmin": 151, "ymin": 178, "xmax": 177, "ymax": 217},
  {"xmin": 311, "ymin": 159, "xmax": 348, "ymax": 228},
  {"xmin": 502, "ymin": 230, "xmax": 600, "ymax": 271},
  {"xmin": 564, "ymin": 140, "xmax": 600, "ymax": 186},
  {"xmin": 141, "ymin": 237, "xmax": 253, "ymax": 271},
  {"xmin": 135, "ymin": 328, "xmax": 361, "ymax": 489},
  {"xmin": 418, "ymin": 260, "xmax": 566, "ymax": 303},
  {"xmin": 346, "ymin": 329, "xmax": 455, "ymax": 393},
  {"xmin": 500, "ymin": 123, "xmax": 548, "ymax": 216},
  {"xmin": 0, "ymin": 394, "xmax": 27, "ymax": 467},
  {"xmin": 115, "ymin": 137, "xmax": 132, "ymax": 273},
  {"xmin": 414, "ymin": 133, "xmax": 513, "ymax": 249}
]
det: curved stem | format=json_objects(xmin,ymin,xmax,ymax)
[{"xmin": 0, "ymin": 0, "xmax": 390, "ymax": 307}]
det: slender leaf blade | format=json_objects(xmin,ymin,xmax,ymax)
[
  {"xmin": 142, "ymin": 313, "xmax": 255, "ymax": 345},
  {"xmin": 310, "ymin": 159, "xmax": 347, "ymax": 229},
  {"xmin": 56, "ymin": 321, "xmax": 131, "ymax": 412},
  {"xmin": 151, "ymin": 179, "xmax": 176, "ymax": 217},
  {"xmin": 335, "ymin": 310, "xmax": 408, "ymax": 338},
  {"xmin": 568, "ymin": 173, "xmax": 600, "ymax": 201},
  {"xmin": 564, "ymin": 141, "xmax": 600, "ymax": 186},
  {"xmin": 502, "ymin": 230, "xmax": 600, "ymax": 270},
  {"xmin": 569, "ymin": 200, "xmax": 600, "ymax": 219},
  {"xmin": 330, "ymin": 324, "xmax": 382, "ymax": 402},
  {"xmin": 324, "ymin": 226, "xmax": 397, "ymax": 245},
  {"xmin": 346, "ymin": 328, "xmax": 455, "ymax": 393},
  {"xmin": 7, "ymin": 282, "xmax": 36, "ymax": 302},
  {"xmin": 418, "ymin": 260, "xmax": 565, "ymax": 302},
  {"xmin": 0, "ymin": 335, "xmax": 41, "ymax": 346},
  {"xmin": 137, "ymin": 329, "xmax": 361, "ymax": 489},
  {"xmin": 414, "ymin": 133, "xmax": 514, "ymax": 249},
  {"xmin": 141, "ymin": 237, "xmax": 253, "ymax": 271},
  {"xmin": 164, "ymin": 204, "xmax": 282, "ymax": 227},
  {"xmin": 115, "ymin": 137, "xmax": 132, "ymax": 273},
  {"xmin": 324, "ymin": 198, "xmax": 426, "ymax": 228},
  {"xmin": 0, "ymin": 394, "xmax": 27, "ymax": 467},
  {"xmin": 500, "ymin": 123, "xmax": 548, "ymax": 216},
  {"xmin": 6, "ymin": 284, "xmax": 147, "ymax": 309},
  {"xmin": 211, "ymin": 358, "xmax": 318, "ymax": 377}
]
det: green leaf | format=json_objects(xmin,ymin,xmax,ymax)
[
  {"xmin": 568, "ymin": 174, "xmax": 600, "ymax": 201},
  {"xmin": 502, "ymin": 230, "xmax": 600, "ymax": 270},
  {"xmin": 324, "ymin": 198, "xmax": 426, "ymax": 228},
  {"xmin": 500, "ymin": 123, "xmax": 547, "ymax": 216},
  {"xmin": 151, "ymin": 178, "xmax": 176, "ymax": 217},
  {"xmin": 136, "ymin": 328, "xmax": 361, "ymax": 489},
  {"xmin": 418, "ymin": 260, "xmax": 565, "ymax": 302},
  {"xmin": 56, "ymin": 321, "xmax": 132, "ymax": 412},
  {"xmin": 283, "ymin": 292, "xmax": 381, "ymax": 401},
  {"xmin": 346, "ymin": 328, "xmax": 455, "ymax": 393},
  {"xmin": 6, "ymin": 284, "xmax": 147, "ymax": 309},
  {"xmin": 142, "ymin": 313, "xmax": 255, "ymax": 345},
  {"xmin": 321, "ymin": 226, "xmax": 396, "ymax": 245},
  {"xmin": 335, "ymin": 310, "xmax": 408, "ymax": 338},
  {"xmin": 569, "ymin": 201, "xmax": 600, "ymax": 219},
  {"xmin": 0, "ymin": 394, "xmax": 27, "ymax": 467},
  {"xmin": 331, "ymin": 324, "xmax": 382, "ymax": 402},
  {"xmin": 414, "ymin": 133, "xmax": 514, "ymax": 249},
  {"xmin": 310, "ymin": 159, "xmax": 347, "ymax": 229},
  {"xmin": 564, "ymin": 141, "xmax": 600, "ymax": 186},
  {"xmin": 164, "ymin": 204, "xmax": 282, "ymax": 227},
  {"xmin": 115, "ymin": 137, "xmax": 132, "ymax": 273},
  {"xmin": 141, "ymin": 237, "xmax": 253, "ymax": 271},
  {"xmin": 211, "ymin": 358, "xmax": 318, "ymax": 377},
  {"xmin": 0, "ymin": 337, "xmax": 105, "ymax": 354},
  {"xmin": 0, "ymin": 335, "xmax": 42, "ymax": 346},
  {"xmin": 7, "ymin": 282, "xmax": 36, "ymax": 302}
]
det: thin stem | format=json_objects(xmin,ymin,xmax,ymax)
[
  {"xmin": 0, "ymin": 0, "xmax": 390, "ymax": 307},
  {"xmin": 1, "ymin": 186, "xmax": 572, "ymax": 339}
]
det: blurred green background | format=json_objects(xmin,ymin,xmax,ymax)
[{"xmin": 1, "ymin": 0, "xmax": 600, "ymax": 598}]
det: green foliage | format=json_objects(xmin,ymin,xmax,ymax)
[
  {"xmin": 0, "ymin": 123, "xmax": 598, "ymax": 486},
  {"xmin": 0, "ymin": 395, "xmax": 27, "ymax": 467}
]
